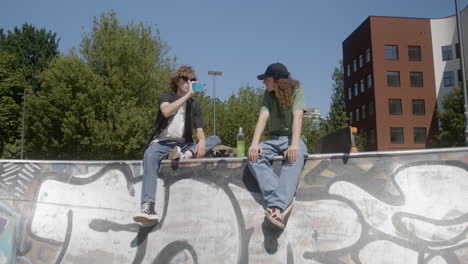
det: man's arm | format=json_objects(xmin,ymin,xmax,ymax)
[
  {"xmin": 248, "ymin": 109, "xmax": 269, "ymax": 163},
  {"xmin": 284, "ymin": 109, "xmax": 303, "ymax": 163},
  {"xmin": 160, "ymin": 90, "xmax": 195, "ymax": 118},
  {"xmin": 195, "ymin": 128, "xmax": 206, "ymax": 158}
]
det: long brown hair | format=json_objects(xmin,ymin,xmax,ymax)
[
  {"xmin": 170, "ymin": 65, "xmax": 197, "ymax": 92},
  {"xmin": 274, "ymin": 78, "xmax": 300, "ymax": 108}
]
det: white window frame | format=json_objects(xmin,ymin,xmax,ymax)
[
  {"xmin": 367, "ymin": 74, "xmax": 372, "ymax": 89},
  {"xmin": 365, "ymin": 48, "xmax": 371, "ymax": 63}
]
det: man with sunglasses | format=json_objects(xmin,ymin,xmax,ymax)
[{"xmin": 134, "ymin": 65, "xmax": 221, "ymax": 223}]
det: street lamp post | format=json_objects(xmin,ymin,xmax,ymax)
[
  {"xmin": 208, "ymin": 71, "xmax": 222, "ymax": 135},
  {"xmin": 20, "ymin": 89, "xmax": 30, "ymax": 159}
]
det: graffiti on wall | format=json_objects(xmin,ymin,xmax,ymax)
[{"xmin": 0, "ymin": 148, "xmax": 467, "ymax": 263}]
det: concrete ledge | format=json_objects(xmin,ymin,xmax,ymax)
[{"xmin": 0, "ymin": 147, "xmax": 467, "ymax": 263}]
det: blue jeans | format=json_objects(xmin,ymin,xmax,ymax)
[
  {"xmin": 141, "ymin": 135, "xmax": 221, "ymax": 204},
  {"xmin": 248, "ymin": 136, "xmax": 307, "ymax": 211}
]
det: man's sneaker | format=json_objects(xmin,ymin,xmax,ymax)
[
  {"xmin": 265, "ymin": 207, "xmax": 285, "ymax": 230},
  {"xmin": 181, "ymin": 150, "xmax": 195, "ymax": 160},
  {"xmin": 282, "ymin": 199, "xmax": 295, "ymax": 219},
  {"xmin": 133, "ymin": 201, "xmax": 160, "ymax": 223},
  {"xmin": 168, "ymin": 146, "xmax": 183, "ymax": 160}
]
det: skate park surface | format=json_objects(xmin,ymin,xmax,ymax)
[{"xmin": 0, "ymin": 147, "xmax": 467, "ymax": 264}]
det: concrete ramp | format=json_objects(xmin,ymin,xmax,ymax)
[{"xmin": 0, "ymin": 147, "xmax": 467, "ymax": 264}]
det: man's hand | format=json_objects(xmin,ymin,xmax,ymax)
[
  {"xmin": 284, "ymin": 144, "xmax": 299, "ymax": 163},
  {"xmin": 248, "ymin": 144, "xmax": 263, "ymax": 163},
  {"xmin": 187, "ymin": 81, "xmax": 196, "ymax": 97},
  {"xmin": 195, "ymin": 139, "xmax": 206, "ymax": 158}
]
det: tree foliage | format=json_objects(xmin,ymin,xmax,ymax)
[
  {"xmin": 432, "ymin": 85, "xmax": 465, "ymax": 147},
  {"xmin": 0, "ymin": 23, "xmax": 59, "ymax": 91},
  {"xmin": 301, "ymin": 60, "xmax": 350, "ymax": 153},
  {"xmin": 321, "ymin": 60, "xmax": 348, "ymax": 134},
  {"xmin": 24, "ymin": 11, "xmax": 173, "ymax": 159},
  {"xmin": 194, "ymin": 85, "xmax": 264, "ymax": 150},
  {"xmin": 0, "ymin": 24, "xmax": 59, "ymax": 158},
  {"xmin": 0, "ymin": 50, "xmax": 30, "ymax": 158}
]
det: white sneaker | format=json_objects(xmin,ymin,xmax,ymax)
[
  {"xmin": 133, "ymin": 201, "xmax": 160, "ymax": 223},
  {"xmin": 180, "ymin": 150, "xmax": 194, "ymax": 160},
  {"xmin": 168, "ymin": 146, "xmax": 183, "ymax": 160}
]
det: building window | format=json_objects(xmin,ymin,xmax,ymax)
[
  {"xmin": 349, "ymin": 112, "xmax": 353, "ymax": 123},
  {"xmin": 355, "ymin": 108, "xmax": 360, "ymax": 122},
  {"xmin": 365, "ymin": 48, "xmax": 371, "ymax": 63},
  {"xmin": 360, "ymin": 79, "xmax": 365, "ymax": 93},
  {"xmin": 456, "ymin": 43, "xmax": 460, "ymax": 59},
  {"xmin": 354, "ymin": 83, "xmax": 358, "ymax": 96},
  {"xmin": 369, "ymin": 102, "xmax": 374, "ymax": 117},
  {"xmin": 361, "ymin": 105, "xmax": 367, "ymax": 120},
  {"xmin": 353, "ymin": 59, "xmax": 357, "ymax": 72},
  {"xmin": 348, "ymin": 87, "xmax": 352, "ymax": 100},
  {"xmin": 385, "ymin": 45, "xmax": 399, "ymax": 60},
  {"xmin": 408, "ymin": 46, "xmax": 422, "ymax": 61},
  {"xmin": 389, "ymin": 99, "xmax": 402, "ymax": 115},
  {"xmin": 410, "ymin": 72, "xmax": 424, "ymax": 87},
  {"xmin": 387, "ymin": 71, "xmax": 401, "ymax": 87},
  {"xmin": 347, "ymin": 64, "xmax": 351, "ymax": 77},
  {"xmin": 442, "ymin": 45, "xmax": 453, "ymax": 61},
  {"xmin": 390, "ymin": 127, "xmax": 404, "ymax": 144},
  {"xmin": 367, "ymin": 74, "xmax": 372, "ymax": 89},
  {"xmin": 412, "ymin": 99, "xmax": 425, "ymax": 115},
  {"xmin": 359, "ymin": 54, "xmax": 364, "ymax": 68},
  {"xmin": 414, "ymin": 127, "xmax": 427, "ymax": 144},
  {"xmin": 444, "ymin": 71, "xmax": 455, "ymax": 87},
  {"xmin": 369, "ymin": 128, "xmax": 375, "ymax": 144}
]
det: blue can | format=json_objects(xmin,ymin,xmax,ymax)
[{"xmin": 192, "ymin": 83, "xmax": 203, "ymax": 92}]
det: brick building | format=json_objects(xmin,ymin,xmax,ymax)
[{"xmin": 343, "ymin": 7, "xmax": 467, "ymax": 151}]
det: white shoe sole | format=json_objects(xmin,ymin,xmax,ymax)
[
  {"xmin": 282, "ymin": 199, "xmax": 295, "ymax": 219},
  {"xmin": 133, "ymin": 214, "xmax": 160, "ymax": 223},
  {"xmin": 265, "ymin": 211, "xmax": 285, "ymax": 230},
  {"xmin": 168, "ymin": 146, "xmax": 182, "ymax": 160}
]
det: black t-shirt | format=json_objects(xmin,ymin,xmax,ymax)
[{"xmin": 146, "ymin": 91, "xmax": 204, "ymax": 147}]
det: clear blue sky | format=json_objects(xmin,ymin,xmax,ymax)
[{"xmin": 2, "ymin": 0, "xmax": 467, "ymax": 117}]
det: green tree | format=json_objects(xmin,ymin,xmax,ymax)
[
  {"xmin": 432, "ymin": 86, "xmax": 465, "ymax": 147},
  {"xmin": 26, "ymin": 55, "xmax": 103, "ymax": 158},
  {"xmin": 219, "ymin": 86, "xmax": 264, "ymax": 148},
  {"xmin": 25, "ymin": 11, "xmax": 173, "ymax": 159},
  {"xmin": 302, "ymin": 128, "xmax": 325, "ymax": 154},
  {"xmin": 195, "ymin": 85, "xmax": 264, "ymax": 150},
  {"xmin": 0, "ymin": 23, "xmax": 59, "ymax": 91},
  {"xmin": 354, "ymin": 130, "xmax": 368, "ymax": 151},
  {"xmin": 302, "ymin": 60, "xmax": 349, "ymax": 152},
  {"xmin": 321, "ymin": 60, "xmax": 348, "ymax": 134},
  {"xmin": 0, "ymin": 51, "xmax": 29, "ymax": 158},
  {"xmin": 0, "ymin": 24, "xmax": 59, "ymax": 158}
]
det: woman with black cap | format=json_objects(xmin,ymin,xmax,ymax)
[{"xmin": 248, "ymin": 62, "xmax": 308, "ymax": 230}]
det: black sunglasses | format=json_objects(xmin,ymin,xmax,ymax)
[{"xmin": 179, "ymin": 76, "xmax": 197, "ymax": 82}]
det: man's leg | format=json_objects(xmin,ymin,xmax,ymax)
[
  {"xmin": 204, "ymin": 135, "xmax": 222, "ymax": 151},
  {"xmin": 178, "ymin": 135, "xmax": 222, "ymax": 158},
  {"xmin": 268, "ymin": 137, "xmax": 307, "ymax": 211},
  {"xmin": 135, "ymin": 141, "xmax": 174, "ymax": 223}
]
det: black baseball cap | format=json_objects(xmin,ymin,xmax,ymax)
[{"xmin": 257, "ymin": 63, "xmax": 290, "ymax": 80}]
